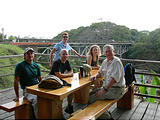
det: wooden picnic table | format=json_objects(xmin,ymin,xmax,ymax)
[{"xmin": 26, "ymin": 70, "xmax": 99, "ymax": 119}]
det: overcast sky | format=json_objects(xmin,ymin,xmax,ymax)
[{"xmin": 1, "ymin": 0, "xmax": 160, "ymax": 38}]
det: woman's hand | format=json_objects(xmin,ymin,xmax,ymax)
[{"xmin": 89, "ymin": 75, "xmax": 96, "ymax": 82}]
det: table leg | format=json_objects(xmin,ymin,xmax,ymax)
[
  {"xmin": 74, "ymin": 85, "xmax": 90, "ymax": 104},
  {"xmin": 37, "ymin": 96, "xmax": 63, "ymax": 119}
]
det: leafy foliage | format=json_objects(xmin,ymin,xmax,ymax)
[{"xmin": 139, "ymin": 70, "xmax": 160, "ymax": 103}]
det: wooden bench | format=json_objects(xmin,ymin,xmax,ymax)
[
  {"xmin": 0, "ymin": 97, "xmax": 33, "ymax": 119},
  {"xmin": 69, "ymin": 84, "xmax": 134, "ymax": 120}
]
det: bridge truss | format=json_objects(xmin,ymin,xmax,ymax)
[{"xmin": 37, "ymin": 42, "xmax": 131, "ymax": 60}]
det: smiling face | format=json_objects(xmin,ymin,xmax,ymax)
[
  {"xmin": 62, "ymin": 32, "xmax": 69, "ymax": 44},
  {"xmin": 91, "ymin": 47, "xmax": 98, "ymax": 56},
  {"xmin": 60, "ymin": 49, "xmax": 69, "ymax": 63},
  {"xmin": 104, "ymin": 47, "xmax": 114, "ymax": 60},
  {"xmin": 24, "ymin": 50, "xmax": 34, "ymax": 64}
]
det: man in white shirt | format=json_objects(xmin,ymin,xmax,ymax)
[{"xmin": 89, "ymin": 44, "xmax": 125, "ymax": 102}]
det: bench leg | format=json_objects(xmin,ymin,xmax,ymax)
[
  {"xmin": 15, "ymin": 103, "xmax": 32, "ymax": 119},
  {"xmin": 74, "ymin": 85, "xmax": 90, "ymax": 104},
  {"xmin": 117, "ymin": 84, "xmax": 134, "ymax": 110}
]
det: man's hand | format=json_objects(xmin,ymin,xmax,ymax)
[
  {"xmin": 95, "ymin": 89, "xmax": 105, "ymax": 97},
  {"xmin": 13, "ymin": 97, "xmax": 19, "ymax": 102},
  {"xmin": 49, "ymin": 63, "xmax": 52, "ymax": 69},
  {"xmin": 80, "ymin": 55, "xmax": 85, "ymax": 58}
]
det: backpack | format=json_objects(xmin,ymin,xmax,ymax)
[
  {"xmin": 38, "ymin": 74, "xmax": 71, "ymax": 89},
  {"xmin": 124, "ymin": 63, "xmax": 136, "ymax": 86}
]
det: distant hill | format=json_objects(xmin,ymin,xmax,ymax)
[
  {"xmin": 53, "ymin": 22, "xmax": 160, "ymax": 62},
  {"xmin": 53, "ymin": 21, "xmax": 149, "ymax": 43}
]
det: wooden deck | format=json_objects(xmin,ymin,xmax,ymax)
[{"xmin": 0, "ymin": 87, "xmax": 160, "ymax": 120}]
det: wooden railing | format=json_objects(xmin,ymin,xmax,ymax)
[{"xmin": 1, "ymin": 53, "xmax": 160, "ymax": 100}]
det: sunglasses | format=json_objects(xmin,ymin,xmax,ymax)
[{"xmin": 63, "ymin": 36, "xmax": 68, "ymax": 38}]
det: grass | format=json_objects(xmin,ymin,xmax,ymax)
[{"xmin": 0, "ymin": 44, "xmax": 49, "ymax": 89}]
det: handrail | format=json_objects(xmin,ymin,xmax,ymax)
[
  {"xmin": 1, "ymin": 53, "xmax": 160, "ymax": 100},
  {"xmin": 134, "ymin": 83, "xmax": 160, "ymax": 99},
  {"xmin": 134, "ymin": 83, "xmax": 160, "ymax": 89},
  {"xmin": 135, "ymin": 72, "xmax": 160, "ymax": 77},
  {"xmin": 134, "ymin": 93, "xmax": 160, "ymax": 99}
]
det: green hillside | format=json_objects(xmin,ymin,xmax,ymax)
[
  {"xmin": 0, "ymin": 44, "xmax": 23, "ymax": 89},
  {"xmin": 0, "ymin": 44, "xmax": 48, "ymax": 89}
]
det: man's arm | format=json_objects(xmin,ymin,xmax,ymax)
[
  {"xmin": 50, "ymin": 48, "xmax": 56, "ymax": 68},
  {"xmin": 38, "ymin": 76, "xmax": 42, "ymax": 82},
  {"xmin": 89, "ymin": 71, "xmax": 102, "ymax": 81},
  {"xmin": 103, "ymin": 77, "xmax": 116, "ymax": 90},
  {"xmin": 13, "ymin": 76, "xmax": 20, "ymax": 101},
  {"xmin": 71, "ymin": 49, "xmax": 84, "ymax": 58},
  {"xmin": 54, "ymin": 70, "xmax": 73, "ymax": 78}
]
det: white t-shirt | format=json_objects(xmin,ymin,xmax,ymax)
[{"xmin": 99, "ymin": 56, "xmax": 125, "ymax": 87}]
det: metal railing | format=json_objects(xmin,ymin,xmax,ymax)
[{"xmin": 1, "ymin": 53, "xmax": 160, "ymax": 100}]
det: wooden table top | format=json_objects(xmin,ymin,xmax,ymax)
[{"xmin": 26, "ymin": 70, "xmax": 100, "ymax": 100}]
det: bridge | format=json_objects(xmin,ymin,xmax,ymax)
[{"xmin": 9, "ymin": 38, "xmax": 132, "ymax": 58}]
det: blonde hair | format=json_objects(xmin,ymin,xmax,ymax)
[
  {"xmin": 62, "ymin": 32, "xmax": 68, "ymax": 37},
  {"xmin": 87, "ymin": 45, "xmax": 101, "ymax": 56}
]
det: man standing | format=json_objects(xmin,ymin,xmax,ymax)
[
  {"xmin": 13, "ymin": 47, "xmax": 42, "ymax": 118},
  {"xmin": 50, "ymin": 32, "xmax": 84, "ymax": 68},
  {"xmin": 50, "ymin": 49, "xmax": 74, "ymax": 114}
]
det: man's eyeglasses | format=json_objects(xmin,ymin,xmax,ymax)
[{"xmin": 63, "ymin": 36, "xmax": 68, "ymax": 38}]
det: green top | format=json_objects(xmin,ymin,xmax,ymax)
[{"xmin": 15, "ymin": 61, "xmax": 41, "ymax": 89}]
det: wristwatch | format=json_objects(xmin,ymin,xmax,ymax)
[{"xmin": 103, "ymin": 87, "xmax": 108, "ymax": 92}]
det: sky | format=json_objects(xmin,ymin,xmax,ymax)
[{"xmin": 1, "ymin": 0, "xmax": 160, "ymax": 39}]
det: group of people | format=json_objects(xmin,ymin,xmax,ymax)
[{"xmin": 13, "ymin": 32, "xmax": 126, "ymax": 119}]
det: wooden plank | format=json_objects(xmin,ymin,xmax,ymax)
[
  {"xmin": 130, "ymin": 102, "xmax": 149, "ymax": 120},
  {"xmin": 142, "ymin": 102, "xmax": 158, "ymax": 120},
  {"xmin": 0, "ymin": 111, "xmax": 14, "ymax": 119},
  {"xmin": 116, "ymin": 98, "xmax": 141, "ymax": 120},
  {"xmin": 68, "ymin": 100, "xmax": 117, "ymax": 120},
  {"xmin": 3, "ymin": 115, "xmax": 14, "ymax": 120},
  {"xmin": 154, "ymin": 104, "xmax": 160, "ymax": 120},
  {"xmin": 0, "ymin": 97, "xmax": 29, "ymax": 112}
]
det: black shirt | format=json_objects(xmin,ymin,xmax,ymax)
[{"xmin": 50, "ymin": 59, "xmax": 72, "ymax": 75}]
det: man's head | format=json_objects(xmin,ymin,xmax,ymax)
[
  {"xmin": 103, "ymin": 44, "xmax": 115, "ymax": 59},
  {"xmin": 59, "ymin": 49, "xmax": 69, "ymax": 63},
  {"xmin": 24, "ymin": 47, "xmax": 34, "ymax": 63},
  {"xmin": 62, "ymin": 32, "xmax": 69, "ymax": 43}
]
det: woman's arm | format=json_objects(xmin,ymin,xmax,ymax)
[{"xmin": 86, "ymin": 55, "xmax": 92, "ymax": 65}]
